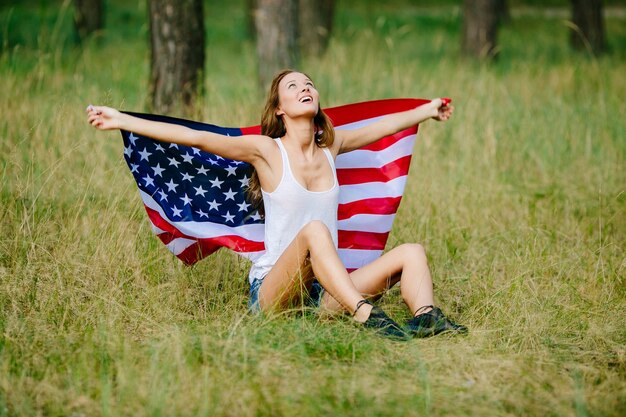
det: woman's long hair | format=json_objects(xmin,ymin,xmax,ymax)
[{"xmin": 247, "ymin": 69, "xmax": 335, "ymax": 217}]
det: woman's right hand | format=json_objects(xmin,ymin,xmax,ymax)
[{"xmin": 86, "ymin": 105, "xmax": 122, "ymax": 130}]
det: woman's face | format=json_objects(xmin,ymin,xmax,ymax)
[{"xmin": 276, "ymin": 72, "xmax": 319, "ymax": 119}]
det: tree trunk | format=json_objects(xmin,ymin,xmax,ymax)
[
  {"xmin": 74, "ymin": 0, "xmax": 103, "ymax": 42},
  {"xmin": 495, "ymin": 0, "xmax": 509, "ymax": 24},
  {"xmin": 462, "ymin": 0, "xmax": 499, "ymax": 59},
  {"xmin": 148, "ymin": 0, "xmax": 205, "ymax": 116},
  {"xmin": 254, "ymin": 0, "xmax": 299, "ymax": 90},
  {"xmin": 246, "ymin": 0, "xmax": 257, "ymax": 40},
  {"xmin": 570, "ymin": 0, "xmax": 606, "ymax": 55},
  {"xmin": 298, "ymin": 0, "xmax": 334, "ymax": 57}
]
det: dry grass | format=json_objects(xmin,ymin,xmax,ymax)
[{"xmin": 1, "ymin": 1, "xmax": 625, "ymax": 416}]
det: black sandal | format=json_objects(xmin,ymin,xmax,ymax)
[
  {"xmin": 405, "ymin": 306, "xmax": 468, "ymax": 338},
  {"xmin": 355, "ymin": 299, "xmax": 408, "ymax": 340}
]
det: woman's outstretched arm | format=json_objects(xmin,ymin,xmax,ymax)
[
  {"xmin": 334, "ymin": 98, "xmax": 454, "ymax": 154},
  {"xmin": 86, "ymin": 105, "xmax": 270, "ymax": 164}
]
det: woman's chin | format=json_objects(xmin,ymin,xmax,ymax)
[{"xmin": 289, "ymin": 108, "xmax": 318, "ymax": 119}]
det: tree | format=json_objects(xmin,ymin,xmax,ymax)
[
  {"xmin": 148, "ymin": 0, "xmax": 205, "ymax": 115},
  {"xmin": 73, "ymin": 0, "xmax": 103, "ymax": 42},
  {"xmin": 461, "ymin": 0, "xmax": 500, "ymax": 59},
  {"xmin": 569, "ymin": 0, "xmax": 606, "ymax": 55},
  {"xmin": 253, "ymin": 0, "xmax": 299, "ymax": 90},
  {"xmin": 246, "ymin": 0, "xmax": 257, "ymax": 40},
  {"xmin": 298, "ymin": 0, "xmax": 335, "ymax": 58},
  {"xmin": 495, "ymin": 0, "xmax": 509, "ymax": 25}
]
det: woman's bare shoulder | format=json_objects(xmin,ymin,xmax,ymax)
[{"xmin": 241, "ymin": 134, "xmax": 280, "ymax": 165}]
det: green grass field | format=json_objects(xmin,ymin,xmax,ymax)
[{"xmin": 1, "ymin": 1, "xmax": 624, "ymax": 416}]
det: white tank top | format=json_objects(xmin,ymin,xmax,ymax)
[{"xmin": 248, "ymin": 138, "xmax": 339, "ymax": 283}]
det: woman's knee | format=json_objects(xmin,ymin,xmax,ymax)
[
  {"xmin": 300, "ymin": 220, "xmax": 332, "ymax": 244},
  {"xmin": 399, "ymin": 243, "xmax": 428, "ymax": 263}
]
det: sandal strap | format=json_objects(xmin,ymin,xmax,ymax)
[
  {"xmin": 413, "ymin": 304, "xmax": 434, "ymax": 317},
  {"xmin": 354, "ymin": 299, "xmax": 372, "ymax": 316}
]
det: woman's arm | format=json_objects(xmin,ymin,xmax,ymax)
[
  {"xmin": 86, "ymin": 105, "xmax": 270, "ymax": 163},
  {"xmin": 334, "ymin": 98, "xmax": 454, "ymax": 154}
]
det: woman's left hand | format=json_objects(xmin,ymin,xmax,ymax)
[{"xmin": 431, "ymin": 98, "xmax": 454, "ymax": 121}]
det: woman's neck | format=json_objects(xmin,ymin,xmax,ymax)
[{"xmin": 282, "ymin": 117, "xmax": 317, "ymax": 155}]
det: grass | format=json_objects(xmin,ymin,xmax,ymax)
[{"xmin": 1, "ymin": 0, "xmax": 625, "ymax": 416}]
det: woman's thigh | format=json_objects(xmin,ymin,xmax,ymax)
[{"xmin": 257, "ymin": 232, "xmax": 316, "ymax": 310}]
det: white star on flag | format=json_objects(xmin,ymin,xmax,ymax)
[
  {"xmin": 164, "ymin": 179, "xmax": 178, "ymax": 192},
  {"xmin": 152, "ymin": 164, "xmax": 165, "ymax": 177},
  {"xmin": 168, "ymin": 157, "xmax": 180, "ymax": 168},
  {"xmin": 171, "ymin": 206, "xmax": 182, "ymax": 217},
  {"xmin": 237, "ymin": 201, "xmax": 251, "ymax": 212},
  {"xmin": 223, "ymin": 188, "xmax": 237, "ymax": 201},
  {"xmin": 142, "ymin": 174, "xmax": 154, "ymax": 187},
  {"xmin": 181, "ymin": 194, "xmax": 192, "ymax": 206},
  {"xmin": 238, "ymin": 175, "xmax": 250, "ymax": 187},
  {"xmin": 194, "ymin": 185, "xmax": 208, "ymax": 197},
  {"xmin": 207, "ymin": 199, "xmax": 221, "ymax": 211},
  {"xmin": 182, "ymin": 153, "xmax": 194, "ymax": 163},
  {"xmin": 138, "ymin": 148, "xmax": 152, "ymax": 161},
  {"xmin": 222, "ymin": 211, "xmax": 235, "ymax": 223},
  {"xmin": 181, "ymin": 173, "xmax": 195, "ymax": 182},
  {"xmin": 157, "ymin": 189, "xmax": 168, "ymax": 201},
  {"xmin": 209, "ymin": 177, "xmax": 224, "ymax": 188}
]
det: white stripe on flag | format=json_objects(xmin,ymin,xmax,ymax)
[
  {"xmin": 152, "ymin": 224, "xmax": 166, "ymax": 235},
  {"xmin": 166, "ymin": 237, "xmax": 196, "ymax": 255},
  {"xmin": 338, "ymin": 176, "xmax": 408, "ymax": 204},
  {"xmin": 335, "ymin": 116, "xmax": 383, "ymax": 131},
  {"xmin": 339, "ymin": 249, "xmax": 384, "ymax": 270},
  {"xmin": 336, "ymin": 134, "xmax": 416, "ymax": 169},
  {"xmin": 338, "ymin": 214, "xmax": 395, "ymax": 233}
]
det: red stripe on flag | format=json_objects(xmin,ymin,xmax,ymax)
[
  {"xmin": 156, "ymin": 231, "xmax": 176, "ymax": 245},
  {"xmin": 338, "ymin": 230, "xmax": 389, "ymax": 250},
  {"xmin": 175, "ymin": 234, "xmax": 268, "ymax": 265},
  {"xmin": 145, "ymin": 206, "xmax": 190, "ymax": 239},
  {"xmin": 240, "ymin": 126, "xmax": 261, "ymax": 135},
  {"xmin": 176, "ymin": 241, "xmax": 219, "ymax": 265},
  {"xmin": 337, "ymin": 155, "xmax": 412, "ymax": 185},
  {"xmin": 204, "ymin": 234, "xmax": 265, "ymax": 253},
  {"xmin": 325, "ymin": 99, "xmax": 429, "ymax": 126},
  {"xmin": 337, "ymin": 196, "xmax": 403, "ymax": 220}
]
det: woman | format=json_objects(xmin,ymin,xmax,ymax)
[{"xmin": 87, "ymin": 69, "xmax": 467, "ymax": 339}]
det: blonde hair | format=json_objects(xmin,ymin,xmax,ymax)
[{"xmin": 247, "ymin": 69, "xmax": 335, "ymax": 217}]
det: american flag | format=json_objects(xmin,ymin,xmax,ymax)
[{"xmin": 121, "ymin": 98, "xmax": 428, "ymax": 271}]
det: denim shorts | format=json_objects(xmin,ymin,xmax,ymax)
[{"xmin": 248, "ymin": 278, "xmax": 325, "ymax": 313}]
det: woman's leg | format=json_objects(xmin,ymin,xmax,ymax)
[
  {"xmin": 257, "ymin": 220, "xmax": 373, "ymax": 322},
  {"xmin": 320, "ymin": 243, "xmax": 467, "ymax": 336},
  {"xmin": 320, "ymin": 243, "xmax": 434, "ymax": 315}
]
